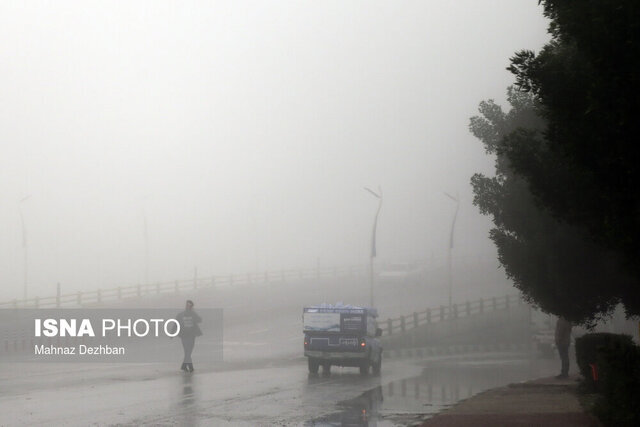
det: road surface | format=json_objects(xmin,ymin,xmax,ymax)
[
  {"xmin": 0, "ymin": 353, "xmax": 558, "ymax": 426},
  {"xmin": 0, "ymin": 276, "xmax": 545, "ymax": 425}
]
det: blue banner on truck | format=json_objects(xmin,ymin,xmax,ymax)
[{"xmin": 304, "ymin": 308, "xmax": 367, "ymax": 333}]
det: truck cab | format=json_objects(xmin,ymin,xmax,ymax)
[{"xmin": 303, "ymin": 305, "xmax": 382, "ymax": 375}]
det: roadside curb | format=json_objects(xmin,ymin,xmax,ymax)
[{"xmin": 419, "ymin": 375, "xmax": 602, "ymax": 427}]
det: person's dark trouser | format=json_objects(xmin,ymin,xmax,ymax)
[
  {"xmin": 181, "ymin": 335, "xmax": 196, "ymax": 364},
  {"xmin": 558, "ymin": 344, "xmax": 569, "ymax": 375}
]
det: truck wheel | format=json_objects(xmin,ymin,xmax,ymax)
[
  {"xmin": 308, "ymin": 358, "xmax": 319, "ymax": 374},
  {"xmin": 359, "ymin": 361, "xmax": 370, "ymax": 375}
]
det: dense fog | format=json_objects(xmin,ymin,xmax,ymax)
[{"xmin": 0, "ymin": 1, "xmax": 548, "ymax": 299}]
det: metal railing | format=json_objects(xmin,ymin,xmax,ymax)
[
  {"xmin": 0, "ymin": 264, "xmax": 367, "ymax": 309},
  {"xmin": 382, "ymin": 294, "xmax": 525, "ymax": 335}
]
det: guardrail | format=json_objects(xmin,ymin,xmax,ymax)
[
  {"xmin": 382, "ymin": 294, "xmax": 525, "ymax": 335},
  {"xmin": 0, "ymin": 264, "xmax": 367, "ymax": 309}
]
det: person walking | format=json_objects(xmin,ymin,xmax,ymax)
[
  {"xmin": 175, "ymin": 300, "xmax": 202, "ymax": 373},
  {"xmin": 555, "ymin": 316, "xmax": 572, "ymax": 379}
]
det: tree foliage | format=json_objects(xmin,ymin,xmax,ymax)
[
  {"xmin": 470, "ymin": 88, "xmax": 634, "ymax": 324},
  {"xmin": 504, "ymin": 0, "xmax": 640, "ymax": 315}
]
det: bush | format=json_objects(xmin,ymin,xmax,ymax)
[
  {"xmin": 592, "ymin": 337, "xmax": 640, "ymax": 426},
  {"xmin": 574, "ymin": 333, "xmax": 634, "ymax": 388}
]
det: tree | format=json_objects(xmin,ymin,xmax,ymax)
[
  {"xmin": 504, "ymin": 0, "xmax": 640, "ymax": 315},
  {"xmin": 470, "ymin": 88, "xmax": 633, "ymax": 324}
]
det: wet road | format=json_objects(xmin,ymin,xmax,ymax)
[
  {"xmin": 0, "ymin": 353, "xmax": 558, "ymax": 426},
  {"xmin": 0, "ymin": 277, "xmax": 544, "ymax": 425}
]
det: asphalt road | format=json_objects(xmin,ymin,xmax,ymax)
[
  {"xmin": 0, "ymin": 353, "xmax": 559, "ymax": 426},
  {"xmin": 0, "ymin": 357, "xmax": 422, "ymax": 426},
  {"xmin": 0, "ymin": 274, "xmax": 531, "ymax": 426}
]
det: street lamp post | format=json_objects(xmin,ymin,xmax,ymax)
[
  {"xmin": 19, "ymin": 195, "xmax": 32, "ymax": 300},
  {"xmin": 143, "ymin": 207, "xmax": 149, "ymax": 286},
  {"xmin": 139, "ymin": 196, "xmax": 150, "ymax": 286},
  {"xmin": 444, "ymin": 192, "xmax": 459, "ymax": 318},
  {"xmin": 364, "ymin": 186, "xmax": 382, "ymax": 308}
]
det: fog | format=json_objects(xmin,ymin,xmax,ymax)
[{"xmin": 0, "ymin": 1, "xmax": 549, "ymax": 299}]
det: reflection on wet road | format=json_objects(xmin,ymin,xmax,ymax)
[
  {"xmin": 0, "ymin": 355, "xmax": 557, "ymax": 425},
  {"xmin": 177, "ymin": 373, "xmax": 198, "ymax": 427},
  {"xmin": 307, "ymin": 385, "xmax": 385, "ymax": 426},
  {"xmin": 307, "ymin": 356, "xmax": 557, "ymax": 426}
]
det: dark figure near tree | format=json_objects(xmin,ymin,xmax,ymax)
[
  {"xmin": 174, "ymin": 300, "xmax": 202, "ymax": 373},
  {"xmin": 555, "ymin": 317, "xmax": 572, "ymax": 379}
]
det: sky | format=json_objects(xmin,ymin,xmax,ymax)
[{"xmin": 0, "ymin": 1, "xmax": 550, "ymax": 299}]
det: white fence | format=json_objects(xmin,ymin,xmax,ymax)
[{"xmin": 0, "ymin": 265, "xmax": 367, "ymax": 309}]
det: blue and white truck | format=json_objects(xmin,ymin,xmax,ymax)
[{"xmin": 303, "ymin": 304, "xmax": 382, "ymax": 375}]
